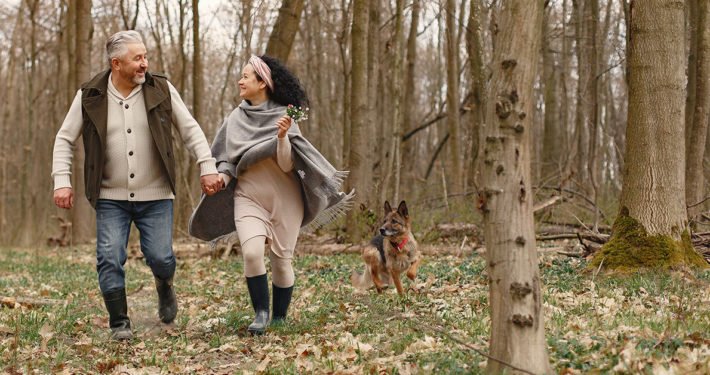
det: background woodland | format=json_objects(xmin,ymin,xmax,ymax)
[{"xmin": 0, "ymin": 0, "xmax": 708, "ymax": 246}]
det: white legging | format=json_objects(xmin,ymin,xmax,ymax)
[{"xmin": 241, "ymin": 235, "xmax": 294, "ymax": 287}]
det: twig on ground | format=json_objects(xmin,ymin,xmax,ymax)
[
  {"xmin": 410, "ymin": 321, "xmax": 538, "ymax": 375},
  {"xmin": 0, "ymin": 296, "xmax": 62, "ymax": 308}
]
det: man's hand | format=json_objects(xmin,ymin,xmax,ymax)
[
  {"xmin": 201, "ymin": 174, "xmax": 223, "ymax": 196},
  {"xmin": 54, "ymin": 187, "xmax": 74, "ymax": 209}
]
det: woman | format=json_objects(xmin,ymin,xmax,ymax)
[{"xmin": 189, "ymin": 55, "xmax": 353, "ymax": 335}]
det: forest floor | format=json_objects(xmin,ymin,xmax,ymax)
[{"xmin": 1, "ymin": 234, "xmax": 709, "ymax": 374}]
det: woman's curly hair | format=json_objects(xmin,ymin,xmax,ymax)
[{"xmin": 256, "ymin": 55, "xmax": 309, "ymax": 108}]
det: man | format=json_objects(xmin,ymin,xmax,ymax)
[{"xmin": 52, "ymin": 30, "xmax": 222, "ymax": 341}]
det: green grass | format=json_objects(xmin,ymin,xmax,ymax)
[{"xmin": 1, "ymin": 246, "xmax": 709, "ymax": 373}]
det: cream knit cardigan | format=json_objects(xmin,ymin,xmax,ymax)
[{"xmin": 52, "ymin": 74, "xmax": 217, "ymax": 201}]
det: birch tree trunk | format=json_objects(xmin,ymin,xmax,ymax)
[
  {"xmin": 345, "ymin": 0, "xmax": 369, "ymax": 242},
  {"xmin": 591, "ymin": 0, "xmax": 707, "ymax": 271},
  {"xmin": 265, "ymin": 0, "xmax": 305, "ymax": 62},
  {"xmin": 685, "ymin": 0, "xmax": 709, "ymax": 219},
  {"xmin": 477, "ymin": 1, "xmax": 552, "ymax": 373},
  {"xmin": 70, "ymin": 0, "xmax": 94, "ymax": 244}
]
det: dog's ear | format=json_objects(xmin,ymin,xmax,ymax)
[
  {"xmin": 397, "ymin": 200, "xmax": 408, "ymax": 218},
  {"xmin": 384, "ymin": 200, "xmax": 392, "ymax": 213}
]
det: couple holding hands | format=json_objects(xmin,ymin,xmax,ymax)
[{"xmin": 51, "ymin": 30, "xmax": 352, "ymax": 340}]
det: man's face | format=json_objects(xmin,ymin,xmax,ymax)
[{"xmin": 113, "ymin": 43, "xmax": 148, "ymax": 86}]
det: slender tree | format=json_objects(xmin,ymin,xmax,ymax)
[
  {"xmin": 445, "ymin": 0, "xmax": 463, "ymax": 194},
  {"xmin": 541, "ymin": 4, "xmax": 560, "ymax": 181},
  {"xmin": 477, "ymin": 0, "xmax": 552, "ymax": 373},
  {"xmin": 401, "ymin": 0, "xmax": 420, "ymax": 183},
  {"xmin": 345, "ymin": 0, "xmax": 370, "ymax": 242},
  {"xmin": 686, "ymin": 0, "xmax": 710, "ymax": 220},
  {"xmin": 192, "ymin": 0, "xmax": 202, "ymax": 125},
  {"xmin": 70, "ymin": 0, "xmax": 94, "ymax": 244},
  {"xmin": 591, "ymin": 0, "xmax": 707, "ymax": 270}
]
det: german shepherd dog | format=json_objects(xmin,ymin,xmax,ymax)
[{"xmin": 351, "ymin": 200, "xmax": 420, "ymax": 295}]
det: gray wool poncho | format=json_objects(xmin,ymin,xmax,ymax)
[{"xmin": 188, "ymin": 100, "xmax": 354, "ymax": 242}]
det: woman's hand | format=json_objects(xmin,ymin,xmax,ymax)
[{"xmin": 276, "ymin": 116, "xmax": 292, "ymax": 138}]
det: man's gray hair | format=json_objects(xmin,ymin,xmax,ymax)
[{"xmin": 106, "ymin": 30, "xmax": 144, "ymax": 66}]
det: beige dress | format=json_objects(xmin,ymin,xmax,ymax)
[{"xmin": 232, "ymin": 136, "xmax": 304, "ymax": 259}]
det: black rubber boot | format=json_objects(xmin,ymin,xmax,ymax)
[
  {"xmin": 246, "ymin": 274, "xmax": 270, "ymax": 335},
  {"xmin": 155, "ymin": 276, "xmax": 177, "ymax": 324},
  {"xmin": 271, "ymin": 284, "xmax": 293, "ymax": 322},
  {"xmin": 103, "ymin": 289, "xmax": 133, "ymax": 341}
]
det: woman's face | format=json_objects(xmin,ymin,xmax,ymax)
[{"xmin": 238, "ymin": 64, "xmax": 267, "ymax": 101}]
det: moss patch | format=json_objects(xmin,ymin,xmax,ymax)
[{"xmin": 589, "ymin": 212, "xmax": 708, "ymax": 273}]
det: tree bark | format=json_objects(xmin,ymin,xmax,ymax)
[
  {"xmin": 466, "ymin": 0, "xmax": 486, "ymax": 191},
  {"xmin": 401, "ymin": 0, "xmax": 420, "ymax": 186},
  {"xmin": 592, "ymin": 0, "xmax": 707, "ymax": 271},
  {"xmin": 366, "ymin": 0, "xmax": 380, "ymax": 200},
  {"xmin": 685, "ymin": 0, "xmax": 699, "ymax": 147},
  {"xmin": 445, "ymin": 0, "xmax": 463, "ymax": 194},
  {"xmin": 381, "ymin": 0, "xmax": 404, "ymax": 203},
  {"xmin": 477, "ymin": 1, "xmax": 552, "ymax": 373},
  {"xmin": 70, "ymin": 0, "xmax": 94, "ymax": 244},
  {"xmin": 686, "ymin": 0, "xmax": 709, "ymax": 219},
  {"xmin": 265, "ymin": 0, "xmax": 306, "ymax": 63},
  {"xmin": 345, "ymin": 0, "xmax": 369, "ymax": 242},
  {"xmin": 541, "ymin": 5, "xmax": 560, "ymax": 181},
  {"xmin": 192, "ymin": 0, "xmax": 203, "ymax": 125}
]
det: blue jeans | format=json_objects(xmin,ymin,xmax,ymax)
[{"xmin": 95, "ymin": 199, "xmax": 176, "ymax": 294}]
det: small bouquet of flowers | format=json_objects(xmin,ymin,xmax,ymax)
[{"xmin": 286, "ymin": 104, "xmax": 309, "ymax": 122}]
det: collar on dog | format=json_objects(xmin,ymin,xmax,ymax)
[{"xmin": 390, "ymin": 236, "xmax": 408, "ymax": 252}]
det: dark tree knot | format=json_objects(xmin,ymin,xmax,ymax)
[
  {"xmin": 496, "ymin": 101, "xmax": 512, "ymax": 119},
  {"xmin": 515, "ymin": 236, "xmax": 526, "ymax": 246},
  {"xmin": 509, "ymin": 90, "xmax": 518, "ymax": 104},
  {"xmin": 510, "ymin": 281, "xmax": 533, "ymax": 299},
  {"xmin": 512, "ymin": 314, "xmax": 534, "ymax": 327},
  {"xmin": 502, "ymin": 59, "xmax": 517, "ymax": 69}
]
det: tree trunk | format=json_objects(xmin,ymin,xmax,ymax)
[
  {"xmin": 685, "ymin": 0, "xmax": 699, "ymax": 147},
  {"xmin": 477, "ymin": 1, "xmax": 552, "ymax": 373},
  {"xmin": 70, "ymin": 0, "xmax": 94, "ymax": 244},
  {"xmin": 381, "ymin": 0, "xmax": 404, "ymax": 203},
  {"xmin": 592, "ymin": 0, "xmax": 707, "ymax": 271},
  {"xmin": 192, "ymin": 0, "xmax": 202, "ymax": 125},
  {"xmin": 401, "ymin": 0, "xmax": 420, "ymax": 187},
  {"xmin": 265, "ymin": 0, "xmax": 306, "ymax": 62},
  {"xmin": 445, "ymin": 0, "xmax": 462, "ymax": 194},
  {"xmin": 686, "ymin": 0, "xmax": 709, "ymax": 219},
  {"xmin": 541, "ymin": 5, "xmax": 560, "ymax": 181},
  {"xmin": 572, "ymin": 0, "xmax": 594, "ymax": 190},
  {"xmin": 345, "ymin": 0, "xmax": 369, "ymax": 242},
  {"xmin": 367, "ymin": 0, "xmax": 381, "ymax": 201},
  {"xmin": 466, "ymin": 0, "xmax": 486, "ymax": 191}
]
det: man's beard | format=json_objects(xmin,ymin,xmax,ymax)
[{"xmin": 132, "ymin": 74, "xmax": 146, "ymax": 85}]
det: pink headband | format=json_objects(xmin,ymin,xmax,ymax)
[{"xmin": 248, "ymin": 55, "xmax": 274, "ymax": 91}]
